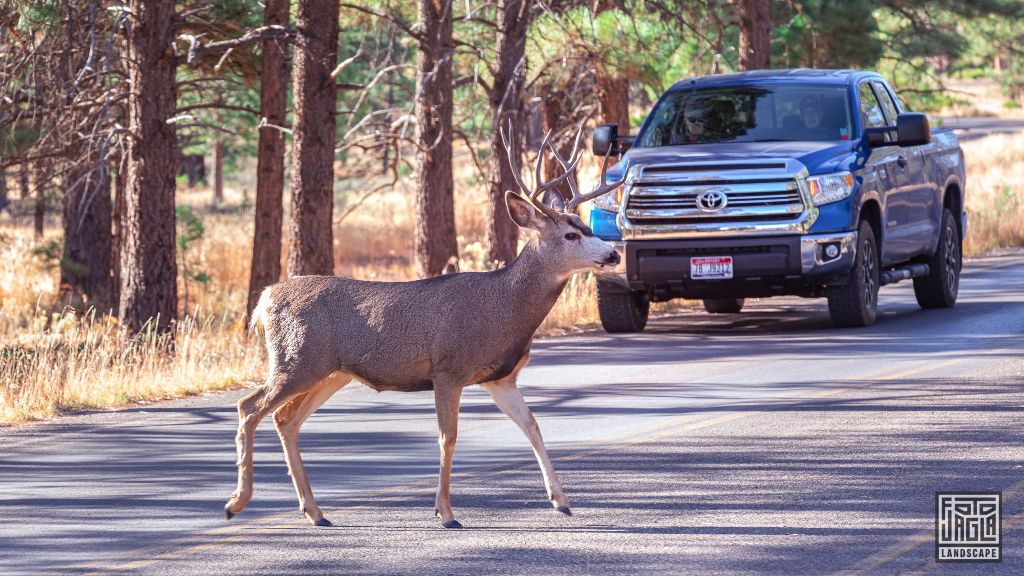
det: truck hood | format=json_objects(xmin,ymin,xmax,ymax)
[{"xmin": 619, "ymin": 141, "xmax": 856, "ymax": 175}]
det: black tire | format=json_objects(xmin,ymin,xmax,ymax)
[
  {"xmin": 703, "ymin": 298, "xmax": 744, "ymax": 314},
  {"xmin": 914, "ymin": 208, "xmax": 961, "ymax": 309},
  {"xmin": 597, "ymin": 281, "xmax": 649, "ymax": 333},
  {"xmin": 827, "ymin": 220, "xmax": 879, "ymax": 327}
]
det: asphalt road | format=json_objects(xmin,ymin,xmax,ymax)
[
  {"xmin": 937, "ymin": 116, "xmax": 1024, "ymax": 141},
  {"xmin": 2, "ymin": 251, "xmax": 1022, "ymax": 576}
]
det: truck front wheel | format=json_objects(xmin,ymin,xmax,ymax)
[
  {"xmin": 597, "ymin": 281, "xmax": 649, "ymax": 333},
  {"xmin": 703, "ymin": 298, "xmax": 744, "ymax": 314},
  {"xmin": 913, "ymin": 208, "xmax": 960, "ymax": 309},
  {"xmin": 827, "ymin": 220, "xmax": 879, "ymax": 327}
]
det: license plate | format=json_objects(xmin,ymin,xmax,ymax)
[{"xmin": 690, "ymin": 256, "xmax": 733, "ymax": 280}]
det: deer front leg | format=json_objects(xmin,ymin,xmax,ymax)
[
  {"xmin": 433, "ymin": 380, "xmax": 464, "ymax": 529},
  {"xmin": 482, "ymin": 379, "xmax": 571, "ymax": 515}
]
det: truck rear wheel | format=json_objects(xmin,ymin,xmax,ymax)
[
  {"xmin": 703, "ymin": 298, "xmax": 744, "ymax": 314},
  {"xmin": 827, "ymin": 220, "xmax": 879, "ymax": 327},
  {"xmin": 597, "ymin": 281, "xmax": 649, "ymax": 333},
  {"xmin": 913, "ymin": 208, "xmax": 960, "ymax": 309}
]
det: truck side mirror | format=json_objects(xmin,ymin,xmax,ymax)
[
  {"xmin": 896, "ymin": 112, "xmax": 930, "ymax": 147},
  {"xmin": 865, "ymin": 130, "xmax": 887, "ymax": 147},
  {"xmin": 593, "ymin": 124, "xmax": 619, "ymax": 156}
]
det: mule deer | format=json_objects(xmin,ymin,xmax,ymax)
[{"xmin": 225, "ymin": 123, "xmax": 626, "ymax": 528}]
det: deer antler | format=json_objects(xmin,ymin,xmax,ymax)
[
  {"xmin": 558, "ymin": 123, "xmax": 628, "ymax": 213},
  {"xmin": 501, "ymin": 120, "xmax": 627, "ymax": 217},
  {"xmin": 500, "ymin": 120, "xmax": 580, "ymax": 220},
  {"xmin": 548, "ymin": 125, "xmax": 585, "ymax": 202}
]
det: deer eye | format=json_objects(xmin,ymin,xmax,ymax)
[{"xmin": 564, "ymin": 232, "xmax": 580, "ymax": 241}]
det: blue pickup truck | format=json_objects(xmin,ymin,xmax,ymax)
[{"xmin": 589, "ymin": 69, "xmax": 966, "ymax": 331}]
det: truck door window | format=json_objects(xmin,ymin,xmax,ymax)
[
  {"xmin": 859, "ymin": 82, "xmax": 890, "ymax": 141},
  {"xmin": 871, "ymin": 81, "xmax": 900, "ymax": 127},
  {"xmin": 881, "ymin": 82, "xmax": 908, "ymax": 113}
]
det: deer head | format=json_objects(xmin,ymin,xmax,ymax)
[{"xmin": 500, "ymin": 121, "xmax": 626, "ymax": 274}]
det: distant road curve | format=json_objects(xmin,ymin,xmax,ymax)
[{"xmin": 937, "ymin": 115, "xmax": 1024, "ymax": 141}]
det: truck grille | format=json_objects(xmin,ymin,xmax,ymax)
[
  {"xmin": 625, "ymin": 178, "xmax": 804, "ymax": 223},
  {"xmin": 617, "ymin": 159, "xmax": 814, "ymax": 239}
]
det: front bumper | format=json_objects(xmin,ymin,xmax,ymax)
[{"xmin": 599, "ymin": 231, "xmax": 857, "ymax": 297}]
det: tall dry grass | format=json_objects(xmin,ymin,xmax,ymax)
[
  {"xmin": 2, "ymin": 134, "xmax": 1020, "ymax": 423},
  {"xmin": 0, "ymin": 222, "xmax": 263, "ymax": 422},
  {"xmin": 961, "ymin": 133, "xmax": 1024, "ymax": 254}
]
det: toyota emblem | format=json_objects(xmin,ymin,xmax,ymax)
[{"xmin": 696, "ymin": 189, "xmax": 729, "ymax": 212}]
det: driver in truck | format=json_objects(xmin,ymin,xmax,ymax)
[{"xmin": 800, "ymin": 95, "xmax": 824, "ymax": 129}]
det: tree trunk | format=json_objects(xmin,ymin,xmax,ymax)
[
  {"xmin": 119, "ymin": 0, "xmax": 178, "ymax": 333},
  {"xmin": 484, "ymin": 0, "xmax": 529, "ymax": 266},
  {"xmin": 593, "ymin": 2, "xmax": 629, "ymax": 137},
  {"xmin": 61, "ymin": 165, "xmax": 113, "ymax": 312},
  {"xmin": 0, "ymin": 170, "xmax": 8, "ymax": 214},
  {"xmin": 19, "ymin": 162, "xmax": 29, "ymax": 199},
  {"xmin": 738, "ymin": 0, "xmax": 771, "ymax": 70},
  {"xmin": 598, "ymin": 73, "xmax": 630, "ymax": 135},
  {"xmin": 541, "ymin": 89, "xmax": 574, "ymax": 202},
  {"xmin": 33, "ymin": 168, "xmax": 44, "ymax": 238},
  {"xmin": 247, "ymin": 0, "xmax": 289, "ymax": 321},
  {"xmin": 286, "ymin": 0, "xmax": 339, "ymax": 278},
  {"xmin": 112, "ymin": 163, "xmax": 126, "ymax": 313},
  {"xmin": 413, "ymin": 0, "xmax": 457, "ymax": 277},
  {"xmin": 213, "ymin": 139, "xmax": 224, "ymax": 204}
]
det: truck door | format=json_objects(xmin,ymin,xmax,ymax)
[
  {"xmin": 872, "ymin": 81, "xmax": 936, "ymax": 259},
  {"xmin": 858, "ymin": 82, "xmax": 911, "ymax": 265}
]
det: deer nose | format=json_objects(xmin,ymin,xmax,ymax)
[{"xmin": 606, "ymin": 250, "xmax": 621, "ymax": 265}]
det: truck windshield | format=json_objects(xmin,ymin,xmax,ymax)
[{"xmin": 636, "ymin": 85, "xmax": 854, "ymax": 147}]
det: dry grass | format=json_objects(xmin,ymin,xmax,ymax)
[
  {"xmin": 0, "ymin": 226, "xmax": 263, "ymax": 422},
  {"xmin": 2, "ymin": 133, "xmax": 1020, "ymax": 423},
  {"xmin": 962, "ymin": 133, "xmax": 1024, "ymax": 254}
]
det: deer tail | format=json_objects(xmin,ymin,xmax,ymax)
[{"xmin": 248, "ymin": 289, "xmax": 272, "ymax": 339}]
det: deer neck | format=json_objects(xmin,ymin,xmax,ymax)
[{"xmin": 498, "ymin": 238, "xmax": 570, "ymax": 336}]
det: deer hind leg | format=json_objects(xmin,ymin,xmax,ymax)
[
  {"xmin": 433, "ymin": 380, "xmax": 464, "ymax": 529},
  {"xmin": 224, "ymin": 371, "xmax": 316, "ymax": 521},
  {"xmin": 482, "ymin": 378, "xmax": 571, "ymax": 515},
  {"xmin": 273, "ymin": 371, "xmax": 352, "ymax": 527}
]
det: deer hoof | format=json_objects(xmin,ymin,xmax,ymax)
[
  {"xmin": 442, "ymin": 519, "xmax": 464, "ymax": 529},
  {"xmin": 314, "ymin": 518, "xmax": 333, "ymax": 527},
  {"xmin": 224, "ymin": 507, "xmax": 236, "ymax": 521},
  {"xmin": 557, "ymin": 506, "xmax": 572, "ymax": 516}
]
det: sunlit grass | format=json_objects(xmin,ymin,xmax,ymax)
[{"xmin": 961, "ymin": 133, "xmax": 1024, "ymax": 254}]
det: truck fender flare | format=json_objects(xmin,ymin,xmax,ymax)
[
  {"xmin": 856, "ymin": 194, "xmax": 884, "ymax": 247},
  {"xmin": 942, "ymin": 174, "xmax": 963, "ymax": 209}
]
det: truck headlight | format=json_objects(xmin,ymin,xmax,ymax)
[
  {"xmin": 592, "ymin": 186, "xmax": 624, "ymax": 212},
  {"xmin": 591, "ymin": 166, "xmax": 632, "ymax": 212},
  {"xmin": 806, "ymin": 172, "xmax": 854, "ymax": 206}
]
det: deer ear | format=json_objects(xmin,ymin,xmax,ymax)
[{"xmin": 505, "ymin": 190, "xmax": 543, "ymax": 230}]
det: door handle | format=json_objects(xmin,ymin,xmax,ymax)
[{"xmin": 897, "ymin": 156, "xmax": 908, "ymax": 168}]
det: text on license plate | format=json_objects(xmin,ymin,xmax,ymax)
[{"xmin": 690, "ymin": 256, "xmax": 733, "ymax": 279}]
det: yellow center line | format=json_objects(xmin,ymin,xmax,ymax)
[{"xmin": 56, "ymin": 356, "xmax": 964, "ymax": 575}]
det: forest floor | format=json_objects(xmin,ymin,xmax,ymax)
[{"xmin": 1, "ymin": 113, "xmax": 1022, "ymax": 424}]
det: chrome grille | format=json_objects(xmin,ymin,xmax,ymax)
[
  {"xmin": 618, "ymin": 159, "xmax": 815, "ymax": 239},
  {"xmin": 626, "ymin": 178, "xmax": 803, "ymax": 220}
]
